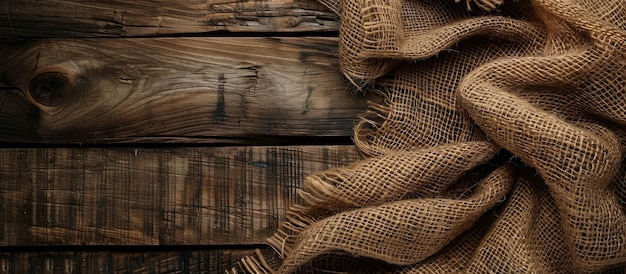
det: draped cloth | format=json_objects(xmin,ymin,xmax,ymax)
[{"xmin": 239, "ymin": 0, "xmax": 626, "ymax": 272}]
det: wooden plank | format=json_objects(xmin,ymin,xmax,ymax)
[
  {"xmin": 0, "ymin": 145, "xmax": 360, "ymax": 246},
  {"xmin": 0, "ymin": 0, "xmax": 338, "ymax": 38},
  {"xmin": 0, "ymin": 248, "xmax": 269, "ymax": 273},
  {"xmin": 0, "ymin": 37, "xmax": 370, "ymax": 143}
]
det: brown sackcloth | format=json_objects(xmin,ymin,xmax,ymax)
[{"xmin": 236, "ymin": 0, "xmax": 626, "ymax": 272}]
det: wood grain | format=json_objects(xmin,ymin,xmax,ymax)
[
  {"xmin": 0, "ymin": 37, "xmax": 370, "ymax": 143},
  {"xmin": 0, "ymin": 0, "xmax": 338, "ymax": 38},
  {"xmin": 0, "ymin": 145, "xmax": 360, "ymax": 246},
  {"xmin": 0, "ymin": 248, "xmax": 271, "ymax": 273}
]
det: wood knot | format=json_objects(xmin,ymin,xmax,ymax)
[{"xmin": 28, "ymin": 72, "xmax": 69, "ymax": 106}]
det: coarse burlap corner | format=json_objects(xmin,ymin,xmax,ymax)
[{"xmin": 235, "ymin": 0, "xmax": 626, "ymax": 273}]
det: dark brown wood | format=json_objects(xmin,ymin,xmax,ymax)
[
  {"xmin": 0, "ymin": 248, "xmax": 269, "ymax": 273},
  {"xmin": 0, "ymin": 145, "xmax": 360, "ymax": 246},
  {"xmin": 0, "ymin": 37, "xmax": 371, "ymax": 143},
  {"xmin": 0, "ymin": 0, "xmax": 338, "ymax": 38}
]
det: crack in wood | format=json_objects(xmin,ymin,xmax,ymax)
[
  {"xmin": 302, "ymin": 85, "xmax": 312, "ymax": 114},
  {"xmin": 215, "ymin": 73, "xmax": 226, "ymax": 123}
]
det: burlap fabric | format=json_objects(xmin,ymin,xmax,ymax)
[{"xmin": 236, "ymin": 0, "xmax": 626, "ymax": 272}]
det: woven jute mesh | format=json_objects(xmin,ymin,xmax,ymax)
[{"xmin": 236, "ymin": 0, "xmax": 626, "ymax": 272}]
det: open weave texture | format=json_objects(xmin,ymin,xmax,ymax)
[{"xmin": 237, "ymin": 0, "xmax": 626, "ymax": 273}]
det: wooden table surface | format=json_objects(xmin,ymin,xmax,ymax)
[{"xmin": 0, "ymin": 1, "xmax": 366, "ymax": 272}]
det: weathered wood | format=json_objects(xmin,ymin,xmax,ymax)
[
  {"xmin": 0, "ymin": 145, "xmax": 360, "ymax": 246},
  {"xmin": 0, "ymin": 248, "xmax": 269, "ymax": 273},
  {"xmin": 0, "ymin": 0, "xmax": 338, "ymax": 38},
  {"xmin": 0, "ymin": 37, "xmax": 371, "ymax": 143}
]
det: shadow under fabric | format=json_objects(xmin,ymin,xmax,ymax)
[{"xmin": 237, "ymin": 0, "xmax": 626, "ymax": 272}]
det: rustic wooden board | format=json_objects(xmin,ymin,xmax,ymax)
[
  {"xmin": 0, "ymin": 145, "xmax": 360, "ymax": 246},
  {"xmin": 0, "ymin": 0, "xmax": 338, "ymax": 38},
  {"xmin": 0, "ymin": 37, "xmax": 370, "ymax": 143},
  {"xmin": 0, "ymin": 248, "xmax": 270, "ymax": 273}
]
